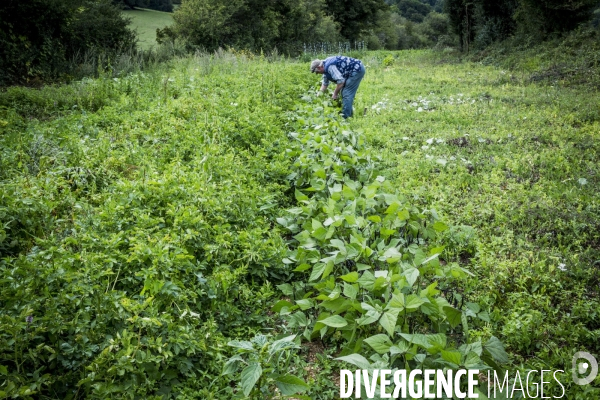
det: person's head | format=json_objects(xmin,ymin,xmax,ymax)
[{"xmin": 310, "ymin": 59, "xmax": 324, "ymax": 74}]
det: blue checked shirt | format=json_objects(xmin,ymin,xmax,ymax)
[{"xmin": 321, "ymin": 56, "xmax": 363, "ymax": 87}]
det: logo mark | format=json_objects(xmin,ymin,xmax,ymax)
[{"xmin": 572, "ymin": 351, "xmax": 598, "ymax": 385}]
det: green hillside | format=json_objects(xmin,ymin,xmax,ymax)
[{"xmin": 123, "ymin": 8, "xmax": 173, "ymax": 49}]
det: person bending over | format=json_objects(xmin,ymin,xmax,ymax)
[{"xmin": 310, "ymin": 56, "xmax": 366, "ymax": 118}]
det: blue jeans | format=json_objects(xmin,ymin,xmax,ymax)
[{"xmin": 341, "ymin": 64, "xmax": 365, "ymax": 118}]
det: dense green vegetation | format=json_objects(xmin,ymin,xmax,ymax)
[
  {"xmin": 2, "ymin": 21, "xmax": 600, "ymax": 396},
  {"xmin": 0, "ymin": 0, "xmax": 136, "ymax": 86},
  {"xmin": 444, "ymin": 0, "xmax": 600, "ymax": 51}
]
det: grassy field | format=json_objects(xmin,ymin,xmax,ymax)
[
  {"xmin": 356, "ymin": 50, "xmax": 600, "ymax": 396},
  {"xmin": 1, "ymin": 40, "xmax": 599, "ymax": 398},
  {"xmin": 123, "ymin": 8, "xmax": 173, "ymax": 50}
]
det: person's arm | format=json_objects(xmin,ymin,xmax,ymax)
[
  {"xmin": 326, "ymin": 64, "xmax": 345, "ymax": 99},
  {"xmin": 332, "ymin": 82, "xmax": 344, "ymax": 99}
]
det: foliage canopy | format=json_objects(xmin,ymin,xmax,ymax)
[{"xmin": 0, "ymin": 0, "xmax": 135, "ymax": 85}]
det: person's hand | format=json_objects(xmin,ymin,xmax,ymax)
[
  {"xmin": 316, "ymin": 90, "xmax": 322, "ymax": 97},
  {"xmin": 332, "ymin": 94, "xmax": 338, "ymax": 100}
]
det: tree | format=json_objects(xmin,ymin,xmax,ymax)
[
  {"xmin": 324, "ymin": 0, "xmax": 389, "ymax": 41},
  {"xmin": 444, "ymin": 0, "xmax": 517, "ymax": 51},
  {"xmin": 396, "ymin": 0, "xmax": 432, "ymax": 22},
  {"xmin": 516, "ymin": 0, "xmax": 599, "ymax": 37},
  {"xmin": 0, "ymin": 0, "xmax": 135, "ymax": 85},
  {"xmin": 173, "ymin": 0, "xmax": 340, "ymax": 53},
  {"xmin": 445, "ymin": 0, "xmax": 600, "ymax": 52}
]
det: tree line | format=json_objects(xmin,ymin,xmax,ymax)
[
  {"xmin": 1, "ymin": 0, "xmax": 599, "ymax": 85},
  {"xmin": 444, "ymin": 0, "xmax": 600, "ymax": 51}
]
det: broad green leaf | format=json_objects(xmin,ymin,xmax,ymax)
[
  {"xmin": 373, "ymin": 276, "xmax": 388, "ymax": 291},
  {"xmin": 379, "ymin": 309, "xmax": 400, "ymax": 336},
  {"xmin": 356, "ymin": 263, "xmax": 371, "ymax": 271},
  {"xmin": 320, "ymin": 315, "xmax": 348, "ymax": 328},
  {"xmin": 412, "ymin": 249, "xmax": 427, "ymax": 266},
  {"xmin": 311, "ymin": 219, "xmax": 323, "ymax": 230},
  {"xmin": 342, "ymin": 185, "xmax": 356, "ymax": 199},
  {"xmin": 272, "ymin": 300, "xmax": 293, "ymax": 313},
  {"xmin": 274, "ymin": 374, "xmax": 309, "ymax": 395},
  {"xmin": 441, "ymin": 350, "xmax": 462, "ymax": 366},
  {"xmin": 295, "ymin": 299, "xmax": 313, "ymax": 310},
  {"xmin": 381, "ymin": 247, "xmax": 402, "ymax": 263},
  {"xmin": 287, "ymin": 207, "xmax": 304, "ymax": 215},
  {"xmin": 336, "ymin": 354, "xmax": 371, "ymax": 369},
  {"xmin": 340, "ymin": 271, "xmax": 359, "ymax": 283},
  {"xmin": 357, "ymin": 311, "xmax": 381, "ymax": 326},
  {"xmin": 312, "ymin": 227, "xmax": 328, "ymax": 241},
  {"xmin": 427, "ymin": 333, "xmax": 447, "ymax": 353},
  {"xmin": 287, "ymin": 311, "xmax": 309, "ymax": 327},
  {"xmin": 364, "ymin": 334, "xmax": 393, "ymax": 354},
  {"xmin": 228, "ymin": 340, "xmax": 254, "ymax": 351},
  {"xmin": 464, "ymin": 351, "xmax": 486, "ymax": 369},
  {"xmin": 484, "ymin": 336, "xmax": 509, "ymax": 364},
  {"xmin": 222, "ymin": 355, "xmax": 244, "ymax": 375},
  {"xmin": 390, "ymin": 340, "xmax": 410, "ymax": 355},
  {"xmin": 420, "ymin": 282, "xmax": 440, "ymax": 297},
  {"xmin": 461, "ymin": 341, "xmax": 483, "ymax": 357},
  {"xmin": 403, "ymin": 267, "xmax": 420, "ymax": 287},
  {"xmin": 397, "ymin": 209, "xmax": 410, "ymax": 221},
  {"xmin": 433, "ymin": 221, "xmax": 448, "ymax": 232},
  {"xmin": 443, "ymin": 306, "xmax": 462, "ymax": 328},
  {"xmin": 315, "ymin": 168, "xmax": 326, "ymax": 179},
  {"xmin": 240, "ymin": 362, "xmax": 262, "ymax": 396},
  {"xmin": 405, "ymin": 294, "xmax": 426, "ymax": 311},
  {"xmin": 419, "ymin": 253, "xmax": 439, "ymax": 266},
  {"xmin": 367, "ymin": 215, "xmax": 381, "ymax": 223},
  {"xmin": 330, "ymin": 238, "xmax": 345, "ymax": 249},
  {"xmin": 357, "ymin": 270, "xmax": 376, "ymax": 290},
  {"xmin": 277, "ymin": 284, "xmax": 294, "ymax": 296},
  {"xmin": 295, "ymin": 189, "xmax": 308, "ymax": 202},
  {"xmin": 478, "ymin": 311, "xmax": 491, "ymax": 322},
  {"xmin": 309, "ymin": 263, "xmax": 326, "ymax": 282},
  {"xmin": 387, "ymin": 293, "xmax": 405, "ymax": 310},
  {"xmin": 343, "ymin": 282, "xmax": 358, "ymax": 299},
  {"xmin": 293, "ymin": 263, "xmax": 311, "ymax": 272},
  {"xmin": 322, "ymin": 260, "xmax": 334, "ymax": 279},
  {"xmin": 269, "ymin": 335, "xmax": 298, "ymax": 356},
  {"xmin": 344, "ymin": 214, "xmax": 357, "ymax": 225},
  {"xmin": 380, "ymin": 228, "xmax": 396, "ymax": 238},
  {"xmin": 385, "ymin": 202, "xmax": 400, "ymax": 214},
  {"xmin": 399, "ymin": 333, "xmax": 431, "ymax": 349}
]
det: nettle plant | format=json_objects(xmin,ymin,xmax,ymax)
[
  {"xmin": 275, "ymin": 98, "xmax": 508, "ymax": 390},
  {"xmin": 223, "ymin": 334, "xmax": 309, "ymax": 399}
]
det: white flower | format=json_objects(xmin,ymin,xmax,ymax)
[{"xmin": 558, "ymin": 263, "xmax": 567, "ymax": 271}]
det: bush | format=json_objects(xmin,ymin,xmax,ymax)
[{"xmin": 0, "ymin": 0, "xmax": 135, "ymax": 85}]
